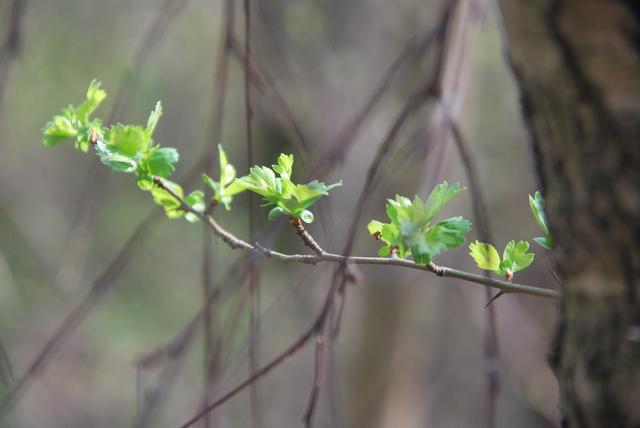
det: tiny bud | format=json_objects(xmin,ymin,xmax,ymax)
[{"xmin": 89, "ymin": 128, "xmax": 99, "ymax": 145}]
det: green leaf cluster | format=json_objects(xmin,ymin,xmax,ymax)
[
  {"xmin": 42, "ymin": 79, "xmax": 106, "ymax": 152},
  {"xmin": 367, "ymin": 182, "xmax": 471, "ymax": 264},
  {"xmin": 529, "ymin": 191, "xmax": 552, "ymax": 249},
  {"xmin": 469, "ymin": 240, "xmax": 535, "ymax": 279},
  {"xmin": 41, "ymin": 81, "xmax": 203, "ymax": 222},
  {"xmin": 202, "ymin": 145, "xmax": 246, "ymax": 210},
  {"xmin": 237, "ymin": 153, "xmax": 342, "ymax": 223}
]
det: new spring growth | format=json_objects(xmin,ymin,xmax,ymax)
[
  {"xmin": 367, "ymin": 182, "xmax": 472, "ymax": 265},
  {"xmin": 43, "ymin": 81, "xmax": 548, "ymax": 282}
]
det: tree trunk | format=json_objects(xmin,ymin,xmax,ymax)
[{"xmin": 497, "ymin": 1, "xmax": 640, "ymax": 426}]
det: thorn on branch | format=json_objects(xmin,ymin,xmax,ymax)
[{"xmin": 485, "ymin": 291, "xmax": 506, "ymax": 308}]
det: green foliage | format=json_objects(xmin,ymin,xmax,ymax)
[
  {"xmin": 42, "ymin": 81, "xmax": 203, "ymax": 222},
  {"xmin": 42, "ymin": 79, "xmax": 106, "ymax": 152},
  {"xmin": 529, "ymin": 191, "xmax": 553, "ymax": 249},
  {"xmin": 469, "ymin": 240, "xmax": 535, "ymax": 279},
  {"xmin": 150, "ymin": 179, "xmax": 205, "ymax": 222},
  {"xmin": 237, "ymin": 153, "xmax": 342, "ymax": 223},
  {"xmin": 202, "ymin": 145, "xmax": 246, "ymax": 210},
  {"xmin": 367, "ymin": 182, "xmax": 471, "ymax": 263}
]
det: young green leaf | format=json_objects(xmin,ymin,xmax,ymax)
[
  {"xmin": 367, "ymin": 220, "xmax": 384, "ymax": 236},
  {"xmin": 529, "ymin": 191, "xmax": 553, "ymax": 249},
  {"xmin": 42, "ymin": 108, "xmax": 79, "ymax": 147},
  {"xmin": 424, "ymin": 181, "xmax": 464, "ymax": 222},
  {"xmin": 184, "ymin": 190, "xmax": 205, "ymax": 223},
  {"xmin": 469, "ymin": 240, "xmax": 535, "ymax": 279},
  {"xmin": 141, "ymin": 147, "xmax": 179, "ymax": 178},
  {"xmin": 76, "ymin": 80, "xmax": 107, "ymax": 122},
  {"xmin": 42, "ymin": 80, "xmax": 107, "ymax": 152},
  {"xmin": 368, "ymin": 183, "xmax": 470, "ymax": 264},
  {"xmin": 502, "ymin": 240, "xmax": 535, "ymax": 274},
  {"xmin": 469, "ymin": 241, "xmax": 500, "ymax": 271},
  {"xmin": 237, "ymin": 153, "xmax": 342, "ymax": 222},
  {"xmin": 145, "ymin": 101, "xmax": 162, "ymax": 139},
  {"xmin": 105, "ymin": 124, "xmax": 146, "ymax": 158},
  {"xmin": 201, "ymin": 145, "xmax": 246, "ymax": 210},
  {"xmin": 272, "ymin": 153, "xmax": 294, "ymax": 179}
]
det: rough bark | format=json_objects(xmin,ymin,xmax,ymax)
[{"xmin": 497, "ymin": 0, "xmax": 640, "ymax": 426}]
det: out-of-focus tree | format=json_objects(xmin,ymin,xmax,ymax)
[{"xmin": 498, "ymin": 1, "xmax": 640, "ymax": 426}]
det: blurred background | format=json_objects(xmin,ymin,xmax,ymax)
[{"xmin": 0, "ymin": 0, "xmax": 560, "ymax": 426}]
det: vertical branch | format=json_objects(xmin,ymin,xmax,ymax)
[
  {"xmin": 425, "ymin": 0, "xmax": 500, "ymax": 425},
  {"xmin": 201, "ymin": 0, "xmax": 235, "ymax": 174},
  {"xmin": 299, "ymin": 7, "xmax": 456, "ymax": 421},
  {"xmin": 450, "ymin": 121, "xmax": 500, "ymax": 428},
  {"xmin": 0, "ymin": 339, "xmax": 14, "ymax": 386},
  {"xmin": 243, "ymin": 0, "xmax": 263, "ymax": 425},
  {"xmin": 0, "ymin": 0, "xmax": 26, "ymax": 116},
  {"xmin": 200, "ymin": 0, "xmax": 235, "ymax": 426},
  {"xmin": 302, "ymin": 330, "xmax": 327, "ymax": 427},
  {"xmin": 418, "ymin": 0, "xmax": 500, "ymax": 425},
  {"xmin": 201, "ymin": 230, "xmax": 215, "ymax": 428}
]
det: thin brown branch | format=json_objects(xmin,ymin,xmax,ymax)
[
  {"xmin": 179, "ymin": 317, "xmax": 317, "ymax": 428},
  {"xmin": 303, "ymin": 331, "xmax": 327, "ymax": 427},
  {"xmin": 242, "ymin": 1, "xmax": 263, "ymax": 422},
  {"xmin": 449, "ymin": 118, "xmax": 501, "ymax": 427},
  {"xmin": 228, "ymin": 38, "xmax": 311, "ymax": 161},
  {"xmin": 153, "ymin": 177, "xmax": 559, "ymax": 299},
  {"xmin": 307, "ymin": 4, "xmax": 454, "ymax": 179},
  {"xmin": 201, "ymin": 227, "xmax": 216, "ymax": 428}
]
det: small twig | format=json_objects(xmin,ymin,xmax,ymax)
[
  {"xmin": 289, "ymin": 217, "xmax": 325, "ymax": 256},
  {"xmin": 152, "ymin": 177, "xmax": 559, "ymax": 300},
  {"xmin": 303, "ymin": 331, "xmax": 327, "ymax": 427},
  {"xmin": 0, "ymin": 338, "xmax": 14, "ymax": 386}
]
